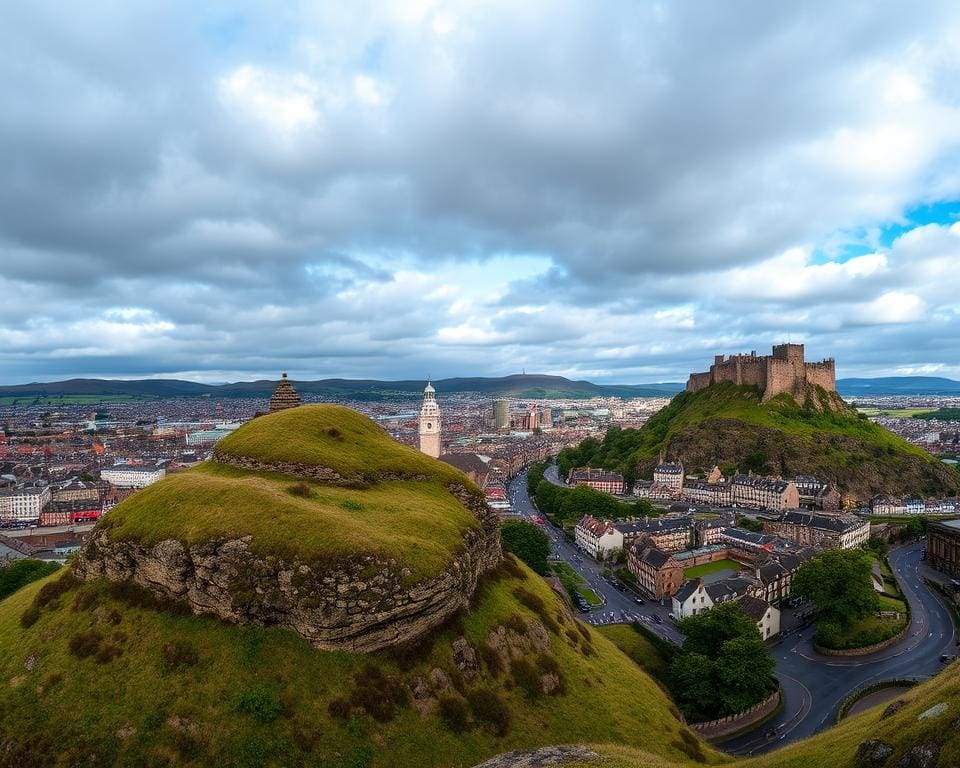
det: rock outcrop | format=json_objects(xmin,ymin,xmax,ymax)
[{"xmin": 73, "ymin": 482, "xmax": 501, "ymax": 653}]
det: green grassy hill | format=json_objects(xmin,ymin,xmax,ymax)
[
  {"xmin": 560, "ymin": 383, "xmax": 960, "ymax": 500},
  {"xmin": 0, "ymin": 563, "xmax": 717, "ymax": 768}
]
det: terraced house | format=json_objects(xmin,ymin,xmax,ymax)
[
  {"xmin": 762, "ymin": 510, "xmax": 870, "ymax": 549},
  {"xmin": 568, "ymin": 467, "xmax": 625, "ymax": 495},
  {"xmin": 574, "ymin": 515, "xmax": 623, "ymax": 560},
  {"xmin": 616, "ymin": 516, "xmax": 693, "ymax": 553},
  {"xmin": 731, "ymin": 475, "xmax": 799, "ymax": 511}
]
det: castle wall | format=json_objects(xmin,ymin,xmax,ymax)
[
  {"xmin": 805, "ymin": 361, "xmax": 836, "ymax": 392},
  {"xmin": 686, "ymin": 372, "xmax": 712, "ymax": 392},
  {"xmin": 686, "ymin": 345, "xmax": 836, "ymax": 400},
  {"xmin": 738, "ymin": 359, "xmax": 767, "ymax": 389},
  {"xmin": 764, "ymin": 358, "xmax": 797, "ymax": 400}
]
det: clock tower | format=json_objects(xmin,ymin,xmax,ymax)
[{"xmin": 418, "ymin": 380, "xmax": 441, "ymax": 458}]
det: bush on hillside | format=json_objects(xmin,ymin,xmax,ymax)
[
  {"xmin": 437, "ymin": 695, "xmax": 471, "ymax": 733},
  {"xmin": 466, "ymin": 689, "xmax": 510, "ymax": 736}
]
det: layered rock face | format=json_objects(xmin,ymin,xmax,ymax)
[{"xmin": 73, "ymin": 483, "xmax": 501, "ymax": 653}]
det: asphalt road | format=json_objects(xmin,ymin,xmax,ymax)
[{"xmin": 510, "ymin": 467, "xmax": 958, "ymax": 757}]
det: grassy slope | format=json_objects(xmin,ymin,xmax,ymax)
[
  {"xmin": 626, "ymin": 384, "xmax": 959, "ymax": 497},
  {"xmin": 595, "ymin": 624, "xmax": 672, "ymax": 683},
  {"xmin": 98, "ymin": 405, "xmax": 485, "ymax": 584},
  {"xmin": 100, "ymin": 463, "xmax": 475, "ymax": 583},
  {"xmin": 212, "ymin": 404, "xmax": 472, "ymax": 487},
  {"xmin": 638, "ymin": 384, "xmax": 929, "ymax": 457},
  {"xmin": 0, "ymin": 565, "xmax": 724, "ymax": 768}
]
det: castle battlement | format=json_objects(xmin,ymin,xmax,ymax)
[{"xmin": 686, "ymin": 344, "xmax": 836, "ymax": 402}]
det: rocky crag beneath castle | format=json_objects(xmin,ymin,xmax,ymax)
[
  {"xmin": 687, "ymin": 343, "xmax": 836, "ymax": 406},
  {"xmin": 72, "ymin": 406, "xmax": 502, "ymax": 653}
]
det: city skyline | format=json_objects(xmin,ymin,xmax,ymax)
[{"xmin": 5, "ymin": 2, "xmax": 960, "ymax": 384}]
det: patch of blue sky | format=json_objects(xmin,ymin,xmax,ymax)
[{"xmin": 811, "ymin": 199, "xmax": 960, "ymax": 265}]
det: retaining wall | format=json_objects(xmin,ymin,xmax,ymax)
[{"xmin": 690, "ymin": 688, "xmax": 781, "ymax": 740}]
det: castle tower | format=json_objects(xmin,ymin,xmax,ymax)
[
  {"xmin": 269, "ymin": 372, "xmax": 301, "ymax": 412},
  {"xmin": 418, "ymin": 380, "xmax": 441, "ymax": 458}
]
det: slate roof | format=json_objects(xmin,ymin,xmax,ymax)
[
  {"xmin": 673, "ymin": 579, "xmax": 703, "ymax": 604},
  {"xmin": 737, "ymin": 594, "xmax": 771, "ymax": 622}
]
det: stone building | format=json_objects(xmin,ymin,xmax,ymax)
[
  {"xmin": 568, "ymin": 467, "xmax": 625, "ymax": 495},
  {"xmin": 653, "ymin": 460, "xmax": 684, "ymax": 491},
  {"xmin": 574, "ymin": 515, "xmax": 624, "ymax": 560},
  {"xmin": 616, "ymin": 516, "xmax": 694, "ymax": 553},
  {"xmin": 762, "ymin": 510, "xmax": 870, "ymax": 549},
  {"xmin": 928, "ymin": 519, "xmax": 960, "ymax": 578},
  {"xmin": 731, "ymin": 475, "xmax": 799, "ymax": 511},
  {"xmin": 269, "ymin": 373, "xmax": 301, "ymax": 412},
  {"xmin": 686, "ymin": 343, "xmax": 836, "ymax": 402},
  {"xmin": 418, "ymin": 381, "xmax": 441, "ymax": 458}
]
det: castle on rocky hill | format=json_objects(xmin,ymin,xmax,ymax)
[{"xmin": 686, "ymin": 343, "xmax": 836, "ymax": 402}]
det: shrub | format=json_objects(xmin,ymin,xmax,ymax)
[
  {"xmin": 72, "ymin": 588, "xmax": 97, "ymax": 612},
  {"xmin": 69, "ymin": 631, "xmax": 103, "ymax": 659},
  {"xmin": 106, "ymin": 581, "xmax": 191, "ymax": 616},
  {"xmin": 95, "ymin": 641, "xmax": 123, "ymax": 664},
  {"xmin": 437, "ymin": 695, "xmax": 471, "ymax": 733},
  {"xmin": 161, "ymin": 640, "xmax": 199, "ymax": 672},
  {"xmin": 502, "ymin": 613, "xmax": 527, "ymax": 634},
  {"xmin": 236, "ymin": 685, "xmax": 282, "ymax": 724},
  {"xmin": 499, "ymin": 554, "xmax": 527, "ymax": 580},
  {"xmin": 512, "ymin": 587, "xmax": 560, "ymax": 634},
  {"xmin": 288, "ymin": 483, "xmax": 312, "ymax": 498},
  {"xmin": 510, "ymin": 657, "xmax": 542, "ymax": 698},
  {"xmin": 576, "ymin": 622, "xmax": 591, "ymax": 642},
  {"xmin": 33, "ymin": 571, "xmax": 79, "ymax": 610},
  {"xmin": 478, "ymin": 643, "xmax": 503, "ymax": 677},
  {"xmin": 326, "ymin": 427, "xmax": 343, "ymax": 440},
  {"xmin": 349, "ymin": 666, "xmax": 408, "ymax": 722},
  {"xmin": 564, "ymin": 628, "xmax": 580, "ymax": 646},
  {"xmin": 341, "ymin": 499, "xmax": 362, "ymax": 511},
  {"xmin": 20, "ymin": 605, "xmax": 41, "ymax": 628},
  {"xmin": 327, "ymin": 698, "xmax": 352, "ymax": 721},
  {"xmin": 466, "ymin": 689, "xmax": 510, "ymax": 737}
]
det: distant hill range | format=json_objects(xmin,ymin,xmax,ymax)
[
  {"xmin": 837, "ymin": 376, "xmax": 960, "ymax": 396},
  {"xmin": 0, "ymin": 374, "xmax": 686, "ymax": 401}
]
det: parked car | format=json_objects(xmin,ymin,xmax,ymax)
[
  {"xmin": 668, "ymin": 612, "xmax": 677, "ymax": 622},
  {"xmin": 940, "ymin": 654, "xmax": 957, "ymax": 663},
  {"xmin": 652, "ymin": 614, "xmax": 663, "ymax": 624},
  {"xmin": 634, "ymin": 597, "xmax": 645, "ymax": 605}
]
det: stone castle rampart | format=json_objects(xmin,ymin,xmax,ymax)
[{"xmin": 686, "ymin": 344, "xmax": 835, "ymax": 401}]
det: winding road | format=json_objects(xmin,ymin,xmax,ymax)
[{"xmin": 508, "ymin": 467, "xmax": 958, "ymax": 756}]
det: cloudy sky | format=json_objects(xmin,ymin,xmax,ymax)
[{"xmin": 4, "ymin": 1, "xmax": 960, "ymax": 385}]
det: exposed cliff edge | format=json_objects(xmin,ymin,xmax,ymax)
[{"xmin": 72, "ymin": 404, "xmax": 502, "ymax": 652}]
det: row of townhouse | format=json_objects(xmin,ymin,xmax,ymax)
[
  {"xmin": 567, "ymin": 467, "xmax": 625, "ymax": 495},
  {"xmin": 99, "ymin": 464, "xmax": 166, "ymax": 489},
  {"xmin": 0, "ymin": 486, "xmax": 52, "ymax": 522},
  {"xmin": 762, "ymin": 510, "xmax": 870, "ymax": 549},
  {"xmin": 574, "ymin": 514, "xmax": 698, "ymax": 560},
  {"xmin": 871, "ymin": 496, "xmax": 960, "ymax": 516},
  {"xmin": 730, "ymin": 475, "xmax": 799, "ymax": 511}
]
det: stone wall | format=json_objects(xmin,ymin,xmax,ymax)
[
  {"xmin": 690, "ymin": 688, "xmax": 781, "ymax": 740},
  {"xmin": 73, "ymin": 484, "xmax": 502, "ymax": 653}
]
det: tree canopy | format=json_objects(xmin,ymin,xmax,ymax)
[
  {"xmin": 500, "ymin": 521, "xmax": 551, "ymax": 575},
  {"xmin": 0, "ymin": 559, "xmax": 60, "ymax": 601},
  {"xmin": 792, "ymin": 548, "xmax": 879, "ymax": 628},
  {"xmin": 668, "ymin": 601, "xmax": 776, "ymax": 722}
]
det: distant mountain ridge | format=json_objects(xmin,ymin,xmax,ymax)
[
  {"xmin": 837, "ymin": 376, "xmax": 960, "ymax": 396},
  {"xmin": 0, "ymin": 374, "xmax": 686, "ymax": 401}
]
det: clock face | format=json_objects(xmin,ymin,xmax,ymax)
[{"xmin": 426, "ymin": 422, "xmax": 433, "ymax": 430}]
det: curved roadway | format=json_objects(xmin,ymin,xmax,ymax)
[{"xmin": 509, "ymin": 468, "xmax": 958, "ymax": 757}]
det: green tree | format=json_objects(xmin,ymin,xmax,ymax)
[
  {"xmin": 500, "ymin": 521, "xmax": 551, "ymax": 575},
  {"xmin": 668, "ymin": 652, "xmax": 716, "ymax": 722},
  {"xmin": 669, "ymin": 601, "xmax": 776, "ymax": 722},
  {"xmin": 676, "ymin": 600, "xmax": 761, "ymax": 658},
  {"xmin": 792, "ymin": 548, "xmax": 879, "ymax": 628},
  {"xmin": 0, "ymin": 559, "xmax": 60, "ymax": 601},
  {"xmin": 714, "ymin": 635, "xmax": 776, "ymax": 714}
]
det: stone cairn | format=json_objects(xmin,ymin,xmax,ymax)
[{"xmin": 269, "ymin": 373, "xmax": 301, "ymax": 412}]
